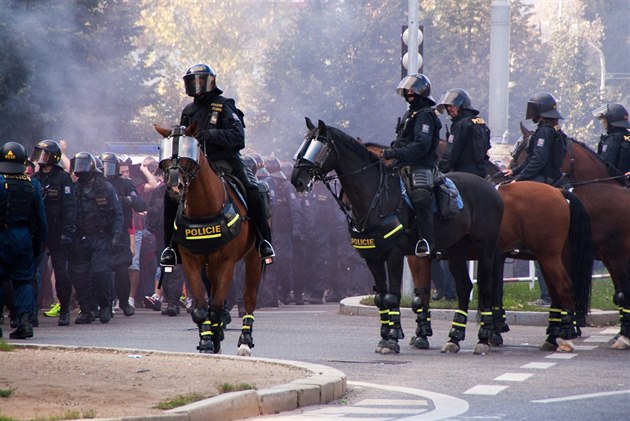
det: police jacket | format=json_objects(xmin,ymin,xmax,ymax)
[
  {"xmin": 513, "ymin": 123, "xmax": 566, "ymax": 184},
  {"xmin": 33, "ymin": 166, "xmax": 76, "ymax": 239},
  {"xmin": 74, "ymin": 175, "xmax": 123, "ymax": 238},
  {"xmin": 389, "ymin": 98, "xmax": 441, "ymax": 168},
  {"xmin": 109, "ymin": 176, "xmax": 146, "ymax": 231},
  {"xmin": 597, "ymin": 127, "xmax": 630, "ymax": 173},
  {"xmin": 268, "ymin": 174, "xmax": 300, "ymax": 241},
  {"xmin": 439, "ymin": 109, "xmax": 490, "ymax": 178},
  {"xmin": 180, "ymin": 88, "xmax": 245, "ymax": 162},
  {"xmin": 0, "ymin": 173, "xmax": 47, "ymax": 250}
]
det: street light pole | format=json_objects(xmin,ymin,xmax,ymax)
[{"xmin": 407, "ymin": 0, "xmax": 419, "ymax": 76}]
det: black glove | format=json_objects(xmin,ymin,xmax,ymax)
[
  {"xmin": 383, "ymin": 148, "xmax": 396, "ymax": 160},
  {"xmin": 60, "ymin": 234, "xmax": 72, "ymax": 246},
  {"xmin": 121, "ymin": 196, "xmax": 132, "ymax": 206},
  {"xmin": 111, "ymin": 232, "xmax": 123, "ymax": 248}
]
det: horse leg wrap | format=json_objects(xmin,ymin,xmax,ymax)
[
  {"xmin": 478, "ymin": 309, "xmax": 494, "ymax": 341},
  {"xmin": 619, "ymin": 307, "xmax": 630, "ymax": 337},
  {"xmin": 197, "ymin": 320, "xmax": 214, "ymax": 353},
  {"xmin": 191, "ymin": 307, "xmax": 209, "ymax": 325},
  {"xmin": 492, "ymin": 306, "xmax": 510, "ymax": 334},
  {"xmin": 448, "ymin": 310, "xmax": 468, "ymax": 342},
  {"xmin": 546, "ymin": 308, "xmax": 562, "ymax": 337},
  {"xmin": 412, "ymin": 295, "xmax": 432, "ymax": 337},
  {"xmin": 547, "ymin": 308, "xmax": 576, "ymax": 339},
  {"xmin": 388, "ymin": 307, "xmax": 404, "ymax": 340},
  {"xmin": 209, "ymin": 308, "xmax": 224, "ymax": 341},
  {"xmin": 238, "ymin": 314, "xmax": 255, "ymax": 349},
  {"xmin": 374, "ymin": 293, "xmax": 389, "ymax": 340}
]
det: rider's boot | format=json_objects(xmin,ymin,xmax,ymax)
[
  {"xmin": 248, "ymin": 188, "xmax": 275, "ymax": 263},
  {"xmin": 160, "ymin": 196, "xmax": 179, "ymax": 269}
]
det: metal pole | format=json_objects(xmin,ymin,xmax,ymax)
[
  {"xmin": 407, "ymin": 0, "xmax": 419, "ymax": 75},
  {"xmin": 489, "ymin": 0, "xmax": 510, "ymax": 143}
]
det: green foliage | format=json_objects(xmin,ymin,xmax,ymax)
[
  {"xmin": 154, "ymin": 393, "xmax": 209, "ymax": 410},
  {"xmin": 219, "ymin": 382, "xmax": 256, "ymax": 393},
  {"xmin": 0, "ymin": 388, "xmax": 15, "ymax": 398},
  {"xmin": 0, "ymin": 340, "xmax": 16, "ymax": 352}
]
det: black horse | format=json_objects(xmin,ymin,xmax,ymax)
[{"xmin": 291, "ymin": 118, "xmax": 505, "ymax": 355}]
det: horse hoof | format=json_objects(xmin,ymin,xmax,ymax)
[
  {"xmin": 379, "ymin": 339, "xmax": 400, "ymax": 354},
  {"xmin": 375, "ymin": 339, "xmax": 387, "ymax": 354},
  {"xmin": 611, "ymin": 335, "xmax": 630, "ymax": 350},
  {"xmin": 379, "ymin": 346, "xmax": 399, "ymax": 355},
  {"xmin": 557, "ymin": 340, "xmax": 574, "ymax": 353},
  {"xmin": 409, "ymin": 336, "xmax": 430, "ymax": 350},
  {"xmin": 441, "ymin": 342, "xmax": 460, "ymax": 354},
  {"xmin": 489, "ymin": 333, "xmax": 503, "ymax": 347},
  {"xmin": 474, "ymin": 343, "xmax": 490, "ymax": 355},
  {"xmin": 540, "ymin": 341, "xmax": 558, "ymax": 352},
  {"xmin": 237, "ymin": 344, "xmax": 252, "ymax": 356}
]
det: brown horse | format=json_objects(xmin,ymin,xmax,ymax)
[
  {"xmin": 154, "ymin": 124, "xmax": 262, "ymax": 355},
  {"xmin": 515, "ymin": 124, "xmax": 630, "ymax": 350}
]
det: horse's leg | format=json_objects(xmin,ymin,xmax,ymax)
[
  {"xmin": 441, "ymin": 248, "xmax": 472, "ymax": 354},
  {"xmin": 407, "ymin": 255, "xmax": 432, "ymax": 350},
  {"xmin": 473, "ymin": 249, "xmax": 501, "ymax": 355},
  {"xmin": 490, "ymin": 253, "xmax": 510, "ymax": 347},
  {"xmin": 378, "ymin": 248, "xmax": 405, "ymax": 355},
  {"xmin": 604, "ymin": 258, "xmax": 630, "ymax": 350},
  {"xmin": 238, "ymin": 249, "xmax": 263, "ymax": 356},
  {"xmin": 367, "ymin": 258, "xmax": 391, "ymax": 354},
  {"xmin": 179, "ymin": 254, "xmax": 213, "ymax": 353}
]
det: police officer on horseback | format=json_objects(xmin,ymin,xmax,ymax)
[
  {"xmin": 593, "ymin": 103, "xmax": 630, "ymax": 174},
  {"xmin": 437, "ymin": 88, "xmax": 491, "ymax": 178},
  {"xmin": 504, "ymin": 92, "xmax": 567, "ymax": 187},
  {"xmin": 381, "ymin": 73, "xmax": 441, "ymax": 257},
  {"xmin": 160, "ymin": 63, "xmax": 274, "ymax": 267}
]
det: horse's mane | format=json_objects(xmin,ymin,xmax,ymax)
[
  {"xmin": 570, "ymin": 137, "xmax": 627, "ymax": 181},
  {"xmin": 326, "ymin": 126, "xmax": 380, "ymax": 163}
]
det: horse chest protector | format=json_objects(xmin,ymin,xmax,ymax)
[
  {"xmin": 174, "ymin": 200, "xmax": 242, "ymax": 254},
  {"xmin": 349, "ymin": 214, "xmax": 404, "ymax": 259}
]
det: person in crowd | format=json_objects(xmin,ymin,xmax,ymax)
[
  {"xmin": 31, "ymin": 140, "xmax": 76, "ymax": 326},
  {"xmin": 99, "ymin": 152, "xmax": 145, "ymax": 316},
  {"xmin": 160, "ymin": 63, "xmax": 274, "ymax": 268},
  {"xmin": 70, "ymin": 152, "xmax": 123, "ymax": 324},
  {"xmin": 437, "ymin": 88, "xmax": 491, "ymax": 178},
  {"xmin": 380, "ymin": 73, "xmax": 441, "ymax": 257},
  {"xmin": 0, "ymin": 142, "xmax": 47, "ymax": 339},
  {"xmin": 593, "ymin": 103, "xmax": 630, "ymax": 174}
]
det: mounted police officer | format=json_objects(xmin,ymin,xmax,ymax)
[
  {"xmin": 504, "ymin": 92, "xmax": 567, "ymax": 186},
  {"xmin": 381, "ymin": 73, "xmax": 442, "ymax": 257},
  {"xmin": 70, "ymin": 152, "xmax": 123, "ymax": 324},
  {"xmin": 160, "ymin": 63, "xmax": 274, "ymax": 267},
  {"xmin": 31, "ymin": 140, "xmax": 76, "ymax": 326},
  {"xmin": 437, "ymin": 88, "xmax": 491, "ymax": 178},
  {"xmin": 0, "ymin": 142, "xmax": 47, "ymax": 339},
  {"xmin": 593, "ymin": 103, "xmax": 630, "ymax": 173},
  {"xmin": 99, "ymin": 152, "xmax": 146, "ymax": 317}
]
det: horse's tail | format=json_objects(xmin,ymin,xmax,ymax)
[{"xmin": 562, "ymin": 190, "xmax": 594, "ymax": 316}]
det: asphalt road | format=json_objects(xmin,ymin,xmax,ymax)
[{"xmin": 12, "ymin": 302, "xmax": 630, "ymax": 420}]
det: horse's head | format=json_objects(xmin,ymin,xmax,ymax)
[
  {"xmin": 290, "ymin": 117, "xmax": 337, "ymax": 192},
  {"xmin": 509, "ymin": 121, "xmax": 533, "ymax": 169},
  {"xmin": 154, "ymin": 123, "xmax": 202, "ymax": 195}
]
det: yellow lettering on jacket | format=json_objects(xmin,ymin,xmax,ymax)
[
  {"xmin": 471, "ymin": 117, "xmax": 486, "ymax": 125},
  {"xmin": 351, "ymin": 238, "xmax": 376, "ymax": 248}
]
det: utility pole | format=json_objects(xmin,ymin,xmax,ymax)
[
  {"xmin": 407, "ymin": 0, "xmax": 419, "ymax": 76},
  {"xmin": 489, "ymin": 0, "xmax": 510, "ymax": 144}
]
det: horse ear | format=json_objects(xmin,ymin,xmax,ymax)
[
  {"xmin": 154, "ymin": 124, "xmax": 172, "ymax": 138},
  {"xmin": 317, "ymin": 119, "xmax": 327, "ymax": 135},
  {"xmin": 305, "ymin": 117, "xmax": 315, "ymax": 130},
  {"xmin": 185, "ymin": 121, "xmax": 198, "ymax": 137},
  {"xmin": 519, "ymin": 121, "xmax": 530, "ymax": 136}
]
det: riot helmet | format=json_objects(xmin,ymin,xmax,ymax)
[
  {"xmin": 395, "ymin": 73, "xmax": 436, "ymax": 105},
  {"xmin": 592, "ymin": 103, "xmax": 630, "ymax": 128},
  {"xmin": 264, "ymin": 156, "xmax": 286, "ymax": 179},
  {"xmin": 525, "ymin": 92, "xmax": 563, "ymax": 120},
  {"xmin": 183, "ymin": 64, "xmax": 217, "ymax": 97},
  {"xmin": 0, "ymin": 142, "xmax": 28, "ymax": 174},
  {"xmin": 31, "ymin": 139, "xmax": 62, "ymax": 167},
  {"xmin": 71, "ymin": 152, "xmax": 100, "ymax": 175},
  {"xmin": 436, "ymin": 88, "xmax": 478, "ymax": 114},
  {"xmin": 94, "ymin": 156, "xmax": 104, "ymax": 173},
  {"xmin": 99, "ymin": 152, "xmax": 121, "ymax": 177}
]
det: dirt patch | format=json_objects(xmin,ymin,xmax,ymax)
[{"xmin": 0, "ymin": 346, "xmax": 310, "ymax": 420}]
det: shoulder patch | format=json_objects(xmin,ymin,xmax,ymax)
[
  {"xmin": 624, "ymin": 135, "xmax": 630, "ymax": 143},
  {"xmin": 211, "ymin": 103, "xmax": 223, "ymax": 112},
  {"xmin": 536, "ymin": 138, "xmax": 545, "ymax": 147},
  {"xmin": 64, "ymin": 186, "xmax": 72, "ymax": 194},
  {"xmin": 448, "ymin": 134, "xmax": 454, "ymax": 143},
  {"xmin": 421, "ymin": 124, "xmax": 430, "ymax": 133},
  {"xmin": 471, "ymin": 117, "xmax": 485, "ymax": 124}
]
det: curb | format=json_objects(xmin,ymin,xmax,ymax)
[
  {"xmin": 339, "ymin": 295, "xmax": 620, "ymax": 327},
  {"xmin": 13, "ymin": 344, "xmax": 346, "ymax": 421}
]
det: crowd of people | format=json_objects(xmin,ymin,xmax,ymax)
[{"xmin": 2, "ymin": 63, "xmax": 630, "ymax": 340}]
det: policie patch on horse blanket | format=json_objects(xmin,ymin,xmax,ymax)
[
  {"xmin": 349, "ymin": 214, "xmax": 404, "ymax": 260},
  {"xmin": 174, "ymin": 201, "xmax": 242, "ymax": 254}
]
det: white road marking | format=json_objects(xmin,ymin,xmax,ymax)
[
  {"xmin": 308, "ymin": 406, "xmax": 425, "ymax": 415},
  {"xmin": 572, "ymin": 345, "xmax": 598, "ymax": 351},
  {"xmin": 464, "ymin": 385, "xmax": 509, "ymax": 395},
  {"xmin": 599, "ymin": 327, "xmax": 619, "ymax": 335},
  {"xmin": 583, "ymin": 335, "xmax": 613, "ymax": 342},
  {"xmin": 544, "ymin": 353, "xmax": 577, "ymax": 359},
  {"xmin": 493, "ymin": 372, "xmax": 534, "ymax": 382},
  {"xmin": 357, "ymin": 399, "xmax": 429, "ymax": 406},
  {"xmin": 520, "ymin": 362, "xmax": 556, "ymax": 369},
  {"xmin": 532, "ymin": 389, "xmax": 630, "ymax": 403}
]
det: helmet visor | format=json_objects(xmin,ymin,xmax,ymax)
[
  {"xmin": 184, "ymin": 74, "xmax": 215, "ymax": 96},
  {"xmin": 72, "ymin": 157, "xmax": 93, "ymax": 173},
  {"xmin": 436, "ymin": 91, "xmax": 462, "ymax": 114},
  {"xmin": 102, "ymin": 161, "xmax": 119, "ymax": 177},
  {"xmin": 31, "ymin": 149, "xmax": 51, "ymax": 166},
  {"xmin": 525, "ymin": 101, "xmax": 540, "ymax": 120},
  {"xmin": 395, "ymin": 76, "xmax": 418, "ymax": 97},
  {"xmin": 592, "ymin": 104, "xmax": 609, "ymax": 119}
]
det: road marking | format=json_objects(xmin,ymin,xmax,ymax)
[
  {"xmin": 308, "ymin": 406, "xmax": 424, "ymax": 415},
  {"xmin": 583, "ymin": 335, "xmax": 612, "ymax": 342},
  {"xmin": 464, "ymin": 385, "xmax": 509, "ymax": 395},
  {"xmin": 544, "ymin": 353, "xmax": 577, "ymax": 359},
  {"xmin": 521, "ymin": 362, "xmax": 556, "ymax": 369},
  {"xmin": 572, "ymin": 345, "xmax": 598, "ymax": 351},
  {"xmin": 493, "ymin": 372, "xmax": 534, "ymax": 381},
  {"xmin": 532, "ymin": 389, "xmax": 630, "ymax": 403},
  {"xmin": 599, "ymin": 327, "xmax": 618, "ymax": 335},
  {"xmin": 357, "ymin": 399, "xmax": 429, "ymax": 406}
]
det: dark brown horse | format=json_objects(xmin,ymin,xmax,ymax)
[
  {"xmin": 515, "ymin": 124, "xmax": 630, "ymax": 350},
  {"xmin": 155, "ymin": 124, "xmax": 262, "ymax": 355}
]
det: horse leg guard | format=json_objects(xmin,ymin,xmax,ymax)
[
  {"xmin": 381, "ymin": 294, "xmax": 403, "ymax": 354},
  {"xmin": 197, "ymin": 308, "xmax": 223, "ymax": 354},
  {"xmin": 237, "ymin": 314, "xmax": 255, "ymax": 349},
  {"xmin": 410, "ymin": 294, "xmax": 432, "ymax": 350},
  {"xmin": 442, "ymin": 310, "xmax": 467, "ymax": 353},
  {"xmin": 489, "ymin": 306, "xmax": 509, "ymax": 347},
  {"xmin": 477, "ymin": 309, "xmax": 494, "ymax": 342},
  {"xmin": 197, "ymin": 320, "xmax": 214, "ymax": 353},
  {"xmin": 543, "ymin": 308, "xmax": 569, "ymax": 350},
  {"xmin": 374, "ymin": 293, "xmax": 389, "ymax": 353}
]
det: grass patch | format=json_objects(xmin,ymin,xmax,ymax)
[
  {"xmin": 0, "ymin": 340, "xmax": 16, "ymax": 352},
  {"xmin": 218, "ymin": 382, "xmax": 256, "ymax": 393},
  {"xmin": 360, "ymin": 277, "xmax": 618, "ymax": 312},
  {"xmin": 0, "ymin": 388, "xmax": 15, "ymax": 398},
  {"xmin": 154, "ymin": 393, "xmax": 210, "ymax": 410},
  {"xmin": 45, "ymin": 409, "xmax": 97, "ymax": 420}
]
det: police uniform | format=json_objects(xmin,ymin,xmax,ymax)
[
  {"xmin": 290, "ymin": 189, "xmax": 315, "ymax": 305},
  {"xmin": 71, "ymin": 174, "xmax": 123, "ymax": 323},
  {"xmin": 598, "ymin": 127, "xmax": 630, "ymax": 173},
  {"xmin": 512, "ymin": 123, "xmax": 566, "ymax": 185},
  {"xmin": 439, "ymin": 109, "xmax": 491, "ymax": 178},
  {"xmin": 33, "ymin": 164, "xmax": 75, "ymax": 324},
  {"xmin": 0, "ymin": 144, "xmax": 47, "ymax": 339}
]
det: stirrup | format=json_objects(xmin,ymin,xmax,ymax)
[
  {"xmin": 414, "ymin": 239, "xmax": 431, "ymax": 257},
  {"xmin": 159, "ymin": 247, "xmax": 177, "ymax": 272},
  {"xmin": 259, "ymin": 240, "xmax": 275, "ymax": 264}
]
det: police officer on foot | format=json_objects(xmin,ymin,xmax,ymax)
[
  {"xmin": 503, "ymin": 92, "xmax": 567, "ymax": 186},
  {"xmin": 437, "ymin": 88, "xmax": 491, "ymax": 178},
  {"xmin": 160, "ymin": 63, "xmax": 274, "ymax": 267},
  {"xmin": 31, "ymin": 140, "xmax": 76, "ymax": 326},
  {"xmin": 593, "ymin": 103, "xmax": 630, "ymax": 174},
  {"xmin": 70, "ymin": 152, "xmax": 123, "ymax": 324},
  {"xmin": 0, "ymin": 142, "xmax": 47, "ymax": 339},
  {"xmin": 380, "ymin": 73, "xmax": 441, "ymax": 257}
]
